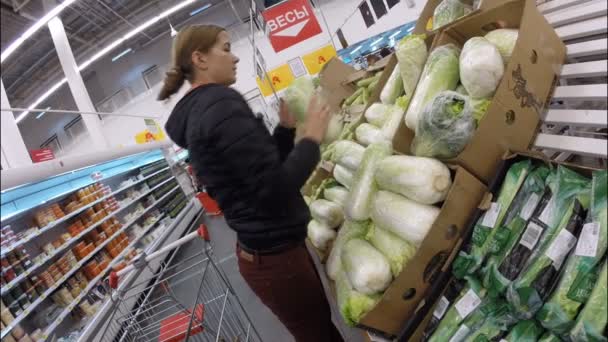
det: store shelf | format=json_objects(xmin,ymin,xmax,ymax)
[
  {"xmin": 41, "ymin": 214, "xmax": 167, "ymax": 340},
  {"xmin": 0, "ymin": 166, "xmax": 171, "ymax": 258},
  {"xmin": 0, "ymin": 175, "xmax": 176, "ymax": 296},
  {"xmin": 0, "ymin": 186, "xmax": 181, "ymax": 339},
  {"xmin": 76, "ymin": 201, "xmax": 196, "ymax": 341}
]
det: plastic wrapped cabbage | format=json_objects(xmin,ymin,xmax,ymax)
[
  {"xmin": 336, "ymin": 270, "xmax": 381, "ymax": 326},
  {"xmin": 411, "ymin": 91, "xmax": 475, "ymax": 159},
  {"xmin": 326, "ymin": 220, "xmax": 369, "ymax": 280},
  {"xmin": 405, "ymin": 44, "xmax": 460, "ymax": 131},
  {"xmin": 395, "ymin": 34, "xmax": 428, "ymax": 103},
  {"xmin": 370, "ymin": 190, "xmax": 439, "ymax": 246},
  {"xmin": 355, "ymin": 123, "xmax": 383, "ymax": 146},
  {"xmin": 310, "ymin": 199, "xmax": 344, "ymax": 228},
  {"xmin": 331, "ymin": 140, "xmax": 365, "ymax": 171},
  {"xmin": 380, "ymin": 67, "xmax": 404, "ymax": 105},
  {"xmin": 379, "ymin": 104, "xmax": 407, "ymax": 141},
  {"xmin": 484, "ymin": 28, "xmax": 519, "ymax": 65},
  {"xmin": 433, "ymin": 0, "xmax": 471, "ymax": 29},
  {"xmin": 307, "ymin": 220, "xmax": 336, "ymax": 250},
  {"xmin": 460, "ymin": 37, "xmax": 504, "ymax": 98},
  {"xmin": 364, "ymin": 103, "xmax": 390, "ymax": 127},
  {"xmin": 366, "ymin": 223, "xmax": 416, "ymax": 277},
  {"xmin": 375, "ymin": 155, "xmax": 452, "ymax": 205},
  {"xmin": 455, "ymin": 84, "xmax": 468, "ymax": 95},
  {"xmin": 283, "ymin": 76, "xmax": 316, "ymax": 121},
  {"xmin": 324, "ymin": 186, "xmax": 350, "ymax": 207},
  {"xmin": 342, "ymin": 238, "xmax": 392, "ymax": 295},
  {"xmin": 333, "ymin": 164, "xmax": 355, "ymax": 189}
]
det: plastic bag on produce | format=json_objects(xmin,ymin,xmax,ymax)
[
  {"xmin": 427, "ymin": 277, "xmax": 486, "ymax": 342},
  {"xmin": 484, "ymin": 29, "xmax": 519, "ymax": 65},
  {"xmin": 355, "ymin": 123, "xmax": 383, "ymax": 146},
  {"xmin": 507, "ymin": 197, "xmax": 587, "ymax": 318},
  {"xmin": 326, "ymin": 220, "xmax": 369, "ymax": 281},
  {"xmin": 452, "ymin": 159, "xmax": 531, "ymax": 279},
  {"xmin": 433, "ymin": 0, "xmax": 472, "ymax": 29},
  {"xmin": 366, "ymin": 223, "xmax": 416, "ymax": 277},
  {"xmin": 375, "ymin": 155, "xmax": 452, "ymax": 205},
  {"xmin": 458, "ymin": 299, "xmax": 513, "ymax": 342},
  {"xmin": 336, "ymin": 270, "xmax": 381, "ymax": 326},
  {"xmin": 380, "ymin": 67, "xmax": 404, "ymax": 105},
  {"xmin": 283, "ymin": 76, "xmax": 316, "ymax": 121},
  {"xmin": 331, "ymin": 140, "xmax": 365, "ymax": 171},
  {"xmin": 345, "ymin": 141, "xmax": 392, "ymax": 221},
  {"xmin": 470, "ymin": 97, "xmax": 491, "ymax": 126},
  {"xmin": 404, "ymin": 44, "xmax": 460, "ymax": 131},
  {"xmin": 370, "ymin": 190, "xmax": 439, "ymax": 246},
  {"xmin": 501, "ymin": 320, "xmax": 544, "ymax": 342},
  {"xmin": 395, "ymin": 34, "xmax": 428, "ymax": 103},
  {"xmin": 333, "ymin": 164, "xmax": 355, "ymax": 189},
  {"xmin": 310, "ymin": 199, "xmax": 344, "ymax": 228},
  {"xmin": 379, "ymin": 104, "xmax": 407, "ymax": 141},
  {"xmin": 307, "ymin": 220, "xmax": 336, "ymax": 250},
  {"xmin": 411, "ymin": 90, "xmax": 476, "ymax": 159},
  {"xmin": 341, "ymin": 238, "xmax": 392, "ymax": 295},
  {"xmin": 537, "ymin": 170, "xmax": 607, "ymax": 334},
  {"xmin": 364, "ymin": 103, "xmax": 391, "ymax": 127},
  {"xmin": 460, "ymin": 37, "xmax": 504, "ymax": 98},
  {"xmin": 538, "ymin": 332, "xmax": 562, "ymax": 342},
  {"xmin": 568, "ymin": 259, "xmax": 607, "ymax": 342},
  {"xmin": 324, "ymin": 185, "xmax": 350, "ymax": 207},
  {"xmin": 422, "ymin": 280, "xmax": 468, "ymax": 340},
  {"xmin": 482, "ymin": 165, "xmax": 550, "ymax": 294}
]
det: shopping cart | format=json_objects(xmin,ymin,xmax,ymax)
[{"xmin": 99, "ymin": 224, "xmax": 261, "ymax": 342}]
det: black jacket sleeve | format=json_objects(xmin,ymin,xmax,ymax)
[
  {"xmin": 206, "ymin": 99, "xmax": 319, "ymax": 209},
  {"xmin": 272, "ymin": 125, "xmax": 295, "ymax": 162}
]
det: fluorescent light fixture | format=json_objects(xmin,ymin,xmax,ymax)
[
  {"xmin": 111, "ymin": 48, "xmax": 132, "ymax": 62},
  {"xmin": 369, "ymin": 37, "xmax": 384, "ymax": 47},
  {"xmin": 389, "ymin": 30, "xmax": 401, "ymax": 39},
  {"xmin": 189, "ymin": 3, "xmax": 211, "ymax": 16},
  {"xmin": 17, "ymin": 0, "xmax": 202, "ymax": 123},
  {"xmin": 1, "ymin": 0, "xmax": 78, "ymax": 64},
  {"xmin": 350, "ymin": 45, "xmax": 363, "ymax": 55},
  {"xmin": 407, "ymin": 26, "xmax": 415, "ymax": 33},
  {"xmin": 36, "ymin": 107, "xmax": 52, "ymax": 119}
]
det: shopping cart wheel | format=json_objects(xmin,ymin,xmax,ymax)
[{"xmin": 197, "ymin": 224, "xmax": 210, "ymax": 242}]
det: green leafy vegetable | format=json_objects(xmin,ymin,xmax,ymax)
[
  {"xmin": 310, "ymin": 199, "xmax": 344, "ymax": 228},
  {"xmin": 307, "ymin": 220, "xmax": 336, "ymax": 250},
  {"xmin": 331, "ymin": 140, "xmax": 365, "ymax": 171},
  {"xmin": 327, "ymin": 220, "xmax": 369, "ymax": 280},
  {"xmin": 502, "ymin": 320, "xmax": 544, "ymax": 342},
  {"xmin": 366, "ymin": 222, "xmax": 416, "ymax": 277},
  {"xmin": 395, "ymin": 34, "xmax": 428, "ymax": 104},
  {"xmin": 333, "ymin": 164, "xmax": 355, "ymax": 189},
  {"xmin": 283, "ymin": 76, "xmax": 316, "ymax": 121},
  {"xmin": 324, "ymin": 186, "xmax": 350, "ymax": 207},
  {"xmin": 433, "ymin": 0, "xmax": 471, "ymax": 29},
  {"xmin": 569, "ymin": 259, "xmax": 607, "ymax": 342},
  {"xmin": 364, "ymin": 103, "xmax": 391, "ymax": 127},
  {"xmin": 460, "ymin": 37, "xmax": 504, "ymax": 98},
  {"xmin": 484, "ymin": 28, "xmax": 519, "ymax": 65},
  {"xmin": 336, "ymin": 270, "xmax": 381, "ymax": 326},
  {"xmin": 342, "ymin": 238, "xmax": 392, "ymax": 295},
  {"xmin": 380, "ymin": 66, "xmax": 404, "ymax": 105},
  {"xmin": 355, "ymin": 123, "xmax": 383, "ymax": 146}
]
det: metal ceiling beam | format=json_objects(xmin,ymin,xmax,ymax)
[{"xmin": 95, "ymin": 0, "xmax": 152, "ymax": 40}]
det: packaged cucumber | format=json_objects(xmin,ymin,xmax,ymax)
[
  {"xmin": 422, "ymin": 279, "xmax": 468, "ymax": 340},
  {"xmin": 537, "ymin": 170, "xmax": 607, "ymax": 335},
  {"xmin": 502, "ymin": 320, "xmax": 544, "ymax": 342},
  {"xmin": 568, "ymin": 259, "xmax": 607, "ymax": 342}
]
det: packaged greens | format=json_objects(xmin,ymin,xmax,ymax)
[
  {"xmin": 507, "ymin": 198, "xmax": 587, "ymax": 318},
  {"xmin": 364, "ymin": 103, "xmax": 391, "ymax": 127},
  {"xmin": 537, "ymin": 170, "xmax": 607, "ymax": 334},
  {"xmin": 538, "ymin": 332, "xmax": 562, "ymax": 342},
  {"xmin": 345, "ymin": 141, "xmax": 392, "ymax": 221},
  {"xmin": 502, "ymin": 320, "xmax": 544, "ymax": 342},
  {"xmin": 569, "ymin": 259, "xmax": 607, "ymax": 342},
  {"xmin": 428, "ymin": 277, "xmax": 486, "ymax": 342},
  {"xmin": 433, "ymin": 0, "xmax": 471, "ymax": 29},
  {"xmin": 461, "ymin": 299, "xmax": 513, "ymax": 342},
  {"xmin": 394, "ymin": 34, "xmax": 428, "ymax": 104},
  {"xmin": 483, "ymin": 165, "xmax": 551, "ymax": 296},
  {"xmin": 336, "ymin": 270, "xmax": 381, "ymax": 326},
  {"xmin": 380, "ymin": 66, "xmax": 404, "ymax": 105},
  {"xmin": 366, "ymin": 223, "xmax": 416, "ymax": 277},
  {"xmin": 422, "ymin": 279, "xmax": 468, "ymax": 340},
  {"xmin": 331, "ymin": 140, "xmax": 365, "ymax": 171},
  {"xmin": 411, "ymin": 90, "xmax": 475, "ymax": 159},
  {"xmin": 326, "ymin": 220, "xmax": 369, "ymax": 281},
  {"xmin": 453, "ymin": 159, "xmax": 532, "ymax": 279},
  {"xmin": 404, "ymin": 44, "xmax": 460, "ymax": 131}
]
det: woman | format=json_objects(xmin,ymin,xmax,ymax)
[{"xmin": 160, "ymin": 25, "xmax": 343, "ymax": 341}]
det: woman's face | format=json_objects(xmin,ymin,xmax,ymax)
[{"xmin": 194, "ymin": 31, "xmax": 240, "ymax": 86}]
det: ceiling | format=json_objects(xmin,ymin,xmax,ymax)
[{"xmin": 0, "ymin": 0, "xmax": 254, "ymax": 109}]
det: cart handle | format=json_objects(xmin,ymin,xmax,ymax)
[{"xmin": 109, "ymin": 224, "xmax": 210, "ymax": 289}]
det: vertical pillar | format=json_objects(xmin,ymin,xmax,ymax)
[
  {"xmin": 1, "ymin": 79, "xmax": 33, "ymax": 168},
  {"xmin": 47, "ymin": 16, "xmax": 108, "ymax": 149}
]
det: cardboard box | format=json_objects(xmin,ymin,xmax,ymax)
[
  {"xmin": 396, "ymin": 0, "xmax": 566, "ymax": 184},
  {"xmin": 395, "ymin": 150, "xmax": 600, "ymax": 340}
]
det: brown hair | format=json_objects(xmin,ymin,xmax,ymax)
[{"xmin": 157, "ymin": 24, "xmax": 225, "ymax": 101}]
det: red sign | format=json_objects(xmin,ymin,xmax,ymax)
[
  {"xmin": 30, "ymin": 148, "xmax": 55, "ymax": 163},
  {"xmin": 262, "ymin": 0, "xmax": 323, "ymax": 53}
]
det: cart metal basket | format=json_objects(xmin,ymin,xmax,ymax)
[{"xmin": 100, "ymin": 225, "xmax": 261, "ymax": 342}]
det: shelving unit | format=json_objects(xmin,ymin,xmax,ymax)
[{"xmin": 0, "ymin": 153, "xmax": 197, "ymax": 341}]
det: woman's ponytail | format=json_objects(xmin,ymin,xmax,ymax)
[{"xmin": 158, "ymin": 66, "xmax": 186, "ymax": 101}]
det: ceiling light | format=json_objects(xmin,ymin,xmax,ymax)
[
  {"xmin": 189, "ymin": 3, "xmax": 211, "ymax": 16},
  {"xmin": 36, "ymin": 107, "xmax": 52, "ymax": 119},
  {"xmin": 17, "ymin": 0, "xmax": 202, "ymax": 123},
  {"xmin": 369, "ymin": 37, "xmax": 384, "ymax": 47},
  {"xmin": 111, "ymin": 48, "xmax": 133, "ymax": 62},
  {"xmin": 350, "ymin": 46, "xmax": 363, "ymax": 55},
  {"xmin": 389, "ymin": 30, "xmax": 401, "ymax": 39},
  {"xmin": 407, "ymin": 26, "xmax": 415, "ymax": 33},
  {"xmin": 1, "ymin": 0, "xmax": 79, "ymax": 64}
]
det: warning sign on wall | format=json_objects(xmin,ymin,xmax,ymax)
[
  {"xmin": 302, "ymin": 44, "xmax": 337, "ymax": 75},
  {"xmin": 256, "ymin": 64, "xmax": 296, "ymax": 97},
  {"xmin": 262, "ymin": 0, "xmax": 323, "ymax": 53}
]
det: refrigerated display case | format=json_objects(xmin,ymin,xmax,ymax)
[{"xmin": 0, "ymin": 148, "xmax": 202, "ymax": 341}]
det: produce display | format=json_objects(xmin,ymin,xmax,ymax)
[
  {"xmin": 423, "ymin": 161, "xmax": 606, "ymax": 342},
  {"xmin": 432, "ymin": 0, "xmax": 473, "ymax": 30}
]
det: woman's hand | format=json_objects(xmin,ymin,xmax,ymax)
[
  {"xmin": 303, "ymin": 96, "xmax": 331, "ymax": 144},
  {"xmin": 278, "ymin": 99, "xmax": 297, "ymax": 129}
]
